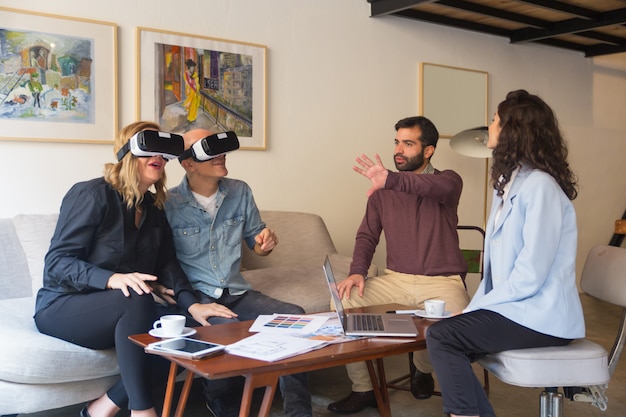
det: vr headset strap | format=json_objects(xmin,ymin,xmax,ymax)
[
  {"xmin": 178, "ymin": 148, "xmax": 193, "ymax": 162},
  {"xmin": 116, "ymin": 142, "xmax": 131, "ymax": 161}
]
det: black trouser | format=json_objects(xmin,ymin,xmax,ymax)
[
  {"xmin": 427, "ymin": 309, "xmax": 571, "ymax": 417},
  {"xmin": 35, "ymin": 290, "xmax": 168, "ymax": 411}
]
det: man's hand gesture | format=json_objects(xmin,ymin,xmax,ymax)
[{"xmin": 353, "ymin": 153, "xmax": 388, "ymax": 197}]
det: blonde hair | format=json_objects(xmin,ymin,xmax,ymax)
[{"xmin": 103, "ymin": 121, "xmax": 168, "ymax": 210}]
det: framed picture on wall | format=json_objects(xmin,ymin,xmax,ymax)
[
  {"xmin": 419, "ymin": 63, "xmax": 490, "ymax": 233},
  {"xmin": 0, "ymin": 7, "xmax": 117, "ymax": 144},
  {"xmin": 137, "ymin": 28, "xmax": 267, "ymax": 150},
  {"xmin": 419, "ymin": 63, "xmax": 488, "ymax": 138}
]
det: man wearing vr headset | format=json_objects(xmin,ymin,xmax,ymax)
[{"xmin": 161, "ymin": 128, "xmax": 312, "ymax": 417}]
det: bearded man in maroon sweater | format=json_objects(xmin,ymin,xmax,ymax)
[{"xmin": 328, "ymin": 116, "xmax": 470, "ymax": 414}]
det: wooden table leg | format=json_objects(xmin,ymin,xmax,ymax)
[
  {"xmin": 366, "ymin": 358, "xmax": 392, "ymax": 417},
  {"xmin": 240, "ymin": 372, "xmax": 280, "ymax": 417},
  {"xmin": 161, "ymin": 362, "xmax": 178, "ymax": 417},
  {"xmin": 173, "ymin": 370, "xmax": 195, "ymax": 417}
]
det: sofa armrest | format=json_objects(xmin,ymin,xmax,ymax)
[
  {"xmin": 0, "ymin": 219, "xmax": 32, "ymax": 300},
  {"xmin": 327, "ymin": 253, "xmax": 378, "ymax": 279}
]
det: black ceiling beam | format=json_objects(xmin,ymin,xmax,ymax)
[
  {"xmin": 517, "ymin": 0, "xmax": 600, "ymax": 20},
  {"xmin": 436, "ymin": 0, "xmax": 546, "ymax": 28},
  {"xmin": 414, "ymin": 1, "xmax": 626, "ymax": 47},
  {"xmin": 392, "ymin": 8, "xmax": 604, "ymax": 55},
  {"xmin": 368, "ymin": 0, "xmax": 433, "ymax": 17},
  {"xmin": 366, "ymin": 0, "xmax": 626, "ymax": 57},
  {"xmin": 393, "ymin": 8, "xmax": 510, "ymax": 37},
  {"xmin": 585, "ymin": 42, "xmax": 626, "ymax": 57},
  {"xmin": 511, "ymin": 8, "xmax": 626, "ymax": 43},
  {"xmin": 576, "ymin": 30, "xmax": 626, "ymax": 46}
]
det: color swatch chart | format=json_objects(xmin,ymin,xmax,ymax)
[{"xmin": 263, "ymin": 315, "xmax": 315, "ymax": 330}]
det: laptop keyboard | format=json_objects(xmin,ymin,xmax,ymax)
[{"xmin": 353, "ymin": 314, "xmax": 384, "ymax": 331}]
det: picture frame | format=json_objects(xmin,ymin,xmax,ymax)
[
  {"xmin": 137, "ymin": 28, "xmax": 267, "ymax": 150},
  {"xmin": 0, "ymin": 7, "xmax": 117, "ymax": 144},
  {"xmin": 419, "ymin": 63, "xmax": 488, "ymax": 138},
  {"xmin": 419, "ymin": 63, "xmax": 490, "ymax": 235}
]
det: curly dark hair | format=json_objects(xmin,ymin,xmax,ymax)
[{"xmin": 491, "ymin": 90, "xmax": 578, "ymax": 200}]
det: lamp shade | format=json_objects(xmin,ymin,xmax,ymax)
[{"xmin": 450, "ymin": 126, "xmax": 491, "ymax": 158}]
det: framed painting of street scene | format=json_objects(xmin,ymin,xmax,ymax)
[
  {"xmin": 137, "ymin": 28, "xmax": 267, "ymax": 150},
  {"xmin": 0, "ymin": 7, "xmax": 117, "ymax": 143}
]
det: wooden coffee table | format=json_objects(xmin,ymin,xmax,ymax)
[{"xmin": 129, "ymin": 304, "xmax": 432, "ymax": 417}]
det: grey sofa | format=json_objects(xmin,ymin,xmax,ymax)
[{"xmin": 0, "ymin": 210, "xmax": 370, "ymax": 416}]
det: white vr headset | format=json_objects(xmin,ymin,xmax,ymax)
[
  {"xmin": 116, "ymin": 130, "xmax": 184, "ymax": 161},
  {"xmin": 178, "ymin": 131, "xmax": 240, "ymax": 162}
]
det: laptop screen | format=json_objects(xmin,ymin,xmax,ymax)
[{"xmin": 323, "ymin": 256, "xmax": 348, "ymax": 328}]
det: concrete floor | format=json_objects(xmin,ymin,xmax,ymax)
[{"xmin": 18, "ymin": 293, "xmax": 625, "ymax": 417}]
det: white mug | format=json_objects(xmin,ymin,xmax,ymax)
[
  {"xmin": 153, "ymin": 315, "xmax": 186, "ymax": 337},
  {"xmin": 424, "ymin": 299, "xmax": 446, "ymax": 317}
]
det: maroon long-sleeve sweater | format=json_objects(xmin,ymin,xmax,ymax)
[{"xmin": 350, "ymin": 168, "xmax": 467, "ymax": 278}]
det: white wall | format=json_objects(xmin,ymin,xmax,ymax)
[{"xmin": 1, "ymin": 0, "xmax": 625, "ymax": 277}]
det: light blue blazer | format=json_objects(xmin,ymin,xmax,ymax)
[{"xmin": 465, "ymin": 166, "xmax": 585, "ymax": 339}]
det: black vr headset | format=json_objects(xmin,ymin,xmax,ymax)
[
  {"xmin": 116, "ymin": 130, "xmax": 184, "ymax": 161},
  {"xmin": 178, "ymin": 131, "xmax": 240, "ymax": 162}
]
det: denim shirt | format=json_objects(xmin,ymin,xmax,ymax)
[{"xmin": 165, "ymin": 176, "xmax": 265, "ymax": 298}]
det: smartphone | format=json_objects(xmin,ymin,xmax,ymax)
[{"xmin": 146, "ymin": 337, "xmax": 225, "ymax": 360}]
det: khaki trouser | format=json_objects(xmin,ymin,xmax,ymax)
[{"xmin": 335, "ymin": 270, "xmax": 470, "ymax": 392}]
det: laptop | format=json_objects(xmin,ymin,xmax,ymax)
[{"xmin": 322, "ymin": 256, "xmax": 418, "ymax": 337}]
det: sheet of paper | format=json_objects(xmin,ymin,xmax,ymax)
[
  {"xmin": 225, "ymin": 332, "xmax": 328, "ymax": 362},
  {"xmin": 295, "ymin": 311, "xmax": 366, "ymax": 344}
]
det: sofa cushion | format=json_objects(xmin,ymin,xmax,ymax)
[
  {"xmin": 13, "ymin": 214, "xmax": 58, "ymax": 294},
  {"xmin": 0, "ymin": 219, "xmax": 32, "ymax": 300},
  {"xmin": 241, "ymin": 211, "xmax": 338, "ymax": 270},
  {"xmin": 243, "ymin": 264, "xmax": 331, "ymax": 313},
  {"xmin": 242, "ymin": 254, "xmax": 355, "ymax": 314},
  {"xmin": 0, "ymin": 297, "xmax": 119, "ymax": 384}
]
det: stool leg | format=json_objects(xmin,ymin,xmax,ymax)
[
  {"xmin": 540, "ymin": 391, "xmax": 551, "ymax": 417},
  {"xmin": 552, "ymin": 392, "xmax": 563, "ymax": 417},
  {"xmin": 540, "ymin": 391, "xmax": 563, "ymax": 417}
]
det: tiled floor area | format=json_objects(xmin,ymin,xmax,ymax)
[{"xmin": 18, "ymin": 293, "xmax": 626, "ymax": 417}]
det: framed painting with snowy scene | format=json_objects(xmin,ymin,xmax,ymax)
[{"xmin": 0, "ymin": 7, "xmax": 117, "ymax": 143}]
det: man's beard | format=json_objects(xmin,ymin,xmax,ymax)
[{"xmin": 394, "ymin": 150, "xmax": 425, "ymax": 172}]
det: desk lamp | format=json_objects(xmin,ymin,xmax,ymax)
[{"xmin": 450, "ymin": 127, "xmax": 491, "ymax": 228}]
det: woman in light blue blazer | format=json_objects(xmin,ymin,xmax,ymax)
[{"xmin": 427, "ymin": 90, "xmax": 585, "ymax": 417}]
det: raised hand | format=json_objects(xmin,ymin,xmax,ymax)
[
  {"xmin": 255, "ymin": 227, "xmax": 278, "ymax": 254},
  {"xmin": 353, "ymin": 153, "xmax": 388, "ymax": 197}
]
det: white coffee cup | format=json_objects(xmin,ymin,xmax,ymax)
[
  {"xmin": 153, "ymin": 315, "xmax": 186, "ymax": 337},
  {"xmin": 424, "ymin": 299, "xmax": 446, "ymax": 317}
]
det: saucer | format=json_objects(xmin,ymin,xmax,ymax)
[
  {"xmin": 148, "ymin": 327, "xmax": 197, "ymax": 338},
  {"xmin": 414, "ymin": 310, "xmax": 452, "ymax": 320}
]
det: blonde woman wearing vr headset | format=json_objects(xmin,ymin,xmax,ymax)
[{"xmin": 34, "ymin": 121, "xmax": 231, "ymax": 417}]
